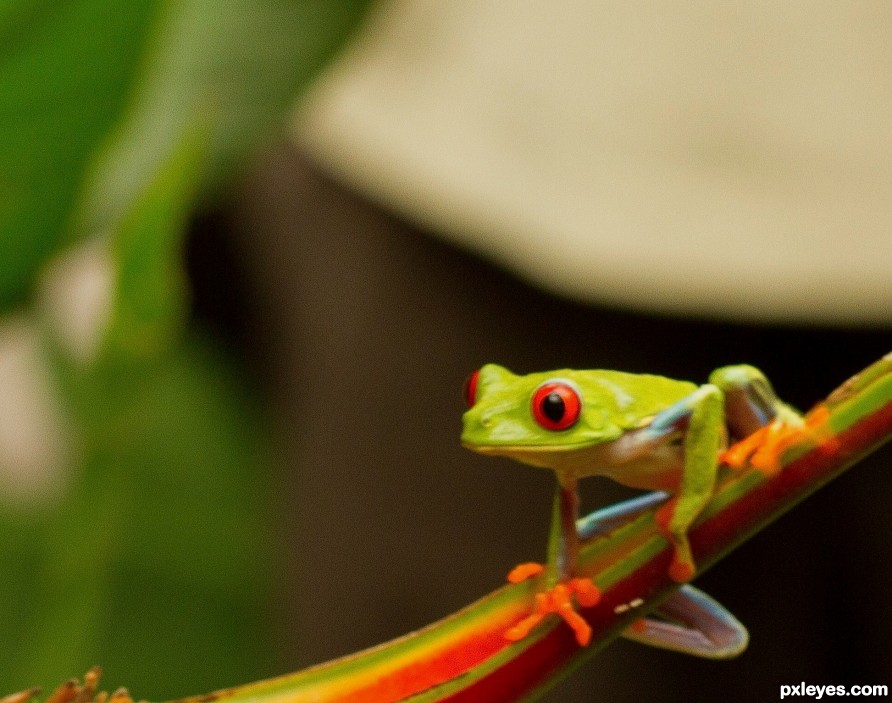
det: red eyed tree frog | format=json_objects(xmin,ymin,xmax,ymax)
[{"xmin": 461, "ymin": 363, "xmax": 803, "ymax": 652}]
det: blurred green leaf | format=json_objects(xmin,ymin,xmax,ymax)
[
  {"xmin": 0, "ymin": 0, "xmax": 371, "ymax": 308},
  {"xmin": 0, "ymin": 0, "xmax": 158, "ymax": 308},
  {"xmin": 103, "ymin": 127, "xmax": 204, "ymax": 366},
  {"xmin": 0, "ymin": 127, "xmax": 271, "ymax": 695},
  {"xmin": 5, "ymin": 336, "xmax": 277, "ymax": 697},
  {"xmin": 80, "ymin": 0, "xmax": 372, "ymax": 235}
]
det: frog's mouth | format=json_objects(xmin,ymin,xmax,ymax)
[
  {"xmin": 463, "ymin": 441, "xmax": 592, "ymax": 454},
  {"xmin": 464, "ymin": 440, "xmax": 606, "ymax": 472}
]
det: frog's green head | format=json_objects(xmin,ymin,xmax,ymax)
[{"xmin": 461, "ymin": 363, "xmax": 624, "ymax": 470}]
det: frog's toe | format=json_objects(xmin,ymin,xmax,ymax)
[
  {"xmin": 568, "ymin": 577, "xmax": 601, "ymax": 607},
  {"xmin": 507, "ymin": 562, "xmax": 545, "ymax": 583},
  {"xmin": 720, "ymin": 425, "xmax": 769, "ymax": 469},
  {"xmin": 668, "ymin": 553, "xmax": 696, "ymax": 583},
  {"xmin": 662, "ymin": 537, "xmax": 696, "ymax": 583},
  {"xmin": 551, "ymin": 584, "xmax": 593, "ymax": 646},
  {"xmin": 505, "ymin": 606, "xmax": 547, "ymax": 642}
]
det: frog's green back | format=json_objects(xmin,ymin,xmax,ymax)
[{"xmin": 570, "ymin": 370, "xmax": 697, "ymax": 430}]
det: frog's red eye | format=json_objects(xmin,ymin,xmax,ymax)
[
  {"xmin": 531, "ymin": 382, "xmax": 581, "ymax": 431},
  {"xmin": 463, "ymin": 369, "xmax": 481, "ymax": 407}
]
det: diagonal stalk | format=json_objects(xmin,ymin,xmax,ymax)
[{"xmin": 7, "ymin": 354, "xmax": 892, "ymax": 703}]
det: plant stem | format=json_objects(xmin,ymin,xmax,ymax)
[{"xmin": 9, "ymin": 355, "xmax": 892, "ymax": 703}]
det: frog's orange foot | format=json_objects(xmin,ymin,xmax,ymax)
[
  {"xmin": 721, "ymin": 425, "xmax": 771, "ymax": 470},
  {"xmin": 721, "ymin": 417, "xmax": 816, "ymax": 475},
  {"xmin": 504, "ymin": 577, "xmax": 602, "ymax": 646}
]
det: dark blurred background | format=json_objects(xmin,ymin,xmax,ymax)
[{"xmin": 190, "ymin": 145, "xmax": 891, "ymax": 702}]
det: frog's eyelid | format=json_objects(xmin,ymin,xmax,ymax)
[{"xmin": 537, "ymin": 378, "xmax": 584, "ymax": 402}]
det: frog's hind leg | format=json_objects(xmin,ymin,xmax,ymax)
[
  {"xmin": 709, "ymin": 364, "xmax": 799, "ymax": 438},
  {"xmin": 576, "ymin": 490, "xmax": 668, "ymax": 541},
  {"xmin": 710, "ymin": 365, "xmax": 804, "ymax": 473},
  {"xmin": 621, "ymin": 584, "xmax": 748, "ymax": 659}
]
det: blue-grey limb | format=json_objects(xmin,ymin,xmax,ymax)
[
  {"xmin": 622, "ymin": 585, "xmax": 749, "ymax": 659},
  {"xmin": 577, "ymin": 490, "xmax": 748, "ymax": 658}
]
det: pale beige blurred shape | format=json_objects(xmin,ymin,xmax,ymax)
[
  {"xmin": 296, "ymin": 1, "xmax": 892, "ymax": 324},
  {"xmin": 0, "ymin": 317, "xmax": 71, "ymax": 503},
  {"xmin": 0, "ymin": 240, "xmax": 115, "ymax": 503},
  {"xmin": 40, "ymin": 238, "xmax": 115, "ymax": 365}
]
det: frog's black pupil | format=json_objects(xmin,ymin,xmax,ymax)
[{"xmin": 542, "ymin": 392, "xmax": 565, "ymax": 422}]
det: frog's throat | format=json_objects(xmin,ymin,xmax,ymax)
[{"xmin": 462, "ymin": 441, "xmax": 603, "ymax": 472}]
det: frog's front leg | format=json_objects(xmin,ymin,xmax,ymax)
[
  {"xmin": 547, "ymin": 475, "xmax": 579, "ymax": 585},
  {"xmin": 653, "ymin": 384, "xmax": 725, "ymax": 583},
  {"xmin": 505, "ymin": 477, "xmax": 601, "ymax": 646}
]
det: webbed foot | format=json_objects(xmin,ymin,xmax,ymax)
[
  {"xmin": 722, "ymin": 409, "xmax": 832, "ymax": 475},
  {"xmin": 505, "ymin": 564, "xmax": 601, "ymax": 646}
]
